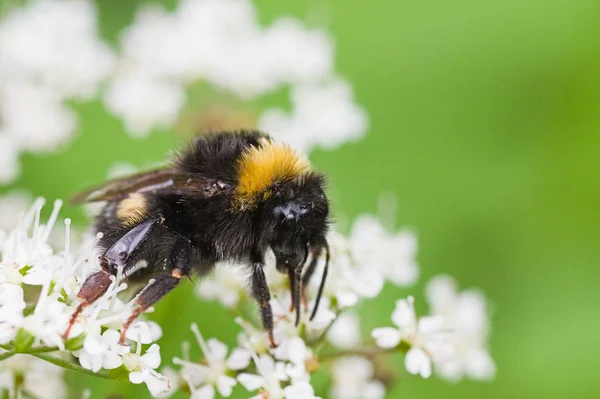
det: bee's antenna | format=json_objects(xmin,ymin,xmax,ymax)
[{"xmin": 309, "ymin": 240, "xmax": 329, "ymax": 321}]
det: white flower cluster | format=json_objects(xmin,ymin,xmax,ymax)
[
  {"xmin": 0, "ymin": 0, "xmax": 366, "ymax": 185},
  {"xmin": 104, "ymin": 0, "xmax": 367, "ymax": 150},
  {"xmin": 371, "ymin": 283, "xmax": 495, "ymax": 381},
  {"xmin": 0, "ymin": 197, "xmax": 495, "ymax": 398},
  {"xmin": 0, "ymin": 0, "xmax": 115, "ymax": 183},
  {"xmin": 0, "ymin": 355, "xmax": 66, "ymax": 399},
  {"xmin": 0, "ymin": 199, "xmax": 170, "ymax": 397},
  {"xmin": 187, "ymin": 212, "xmax": 493, "ymax": 398}
]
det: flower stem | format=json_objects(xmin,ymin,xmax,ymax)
[
  {"xmin": 0, "ymin": 344, "xmax": 61, "ymax": 355},
  {"xmin": 0, "ymin": 351, "xmax": 15, "ymax": 361},
  {"xmin": 32, "ymin": 354, "xmax": 115, "ymax": 380},
  {"xmin": 319, "ymin": 342, "xmax": 411, "ymax": 362}
]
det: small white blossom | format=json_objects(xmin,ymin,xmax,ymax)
[
  {"xmin": 0, "ymin": 81, "xmax": 76, "ymax": 152},
  {"xmin": 326, "ymin": 311, "xmax": 361, "ymax": 349},
  {"xmin": 260, "ymin": 78, "xmax": 368, "ymax": 152},
  {"xmin": 126, "ymin": 320, "xmax": 164, "ymax": 344},
  {"xmin": 283, "ymin": 381, "xmax": 322, "ymax": 399},
  {"xmin": 0, "ymin": 199, "xmax": 169, "ymax": 397},
  {"xmin": 350, "ymin": 214, "xmax": 419, "ymax": 287},
  {"xmin": 425, "ymin": 275, "xmax": 496, "ymax": 381},
  {"xmin": 0, "ymin": 354, "xmax": 66, "ymax": 399},
  {"xmin": 371, "ymin": 296, "xmax": 448, "ymax": 379},
  {"xmin": 237, "ymin": 353, "xmax": 288, "ymax": 399},
  {"xmin": 0, "ymin": 0, "xmax": 115, "ymax": 183},
  {"xmin": 103, "ymin": 69, "xmax": 185, "ymax": 137},
  {"xmin": 173, "ymin": 323, "xmax": 250, "ymax": 398},
  {"xmin": 73, "ymin": 329, "xmax": 129, "ymax": 372},
  {"xmin": 0, "ymin": 191, "xmax": 32, "ymax": 232},
  {"xmin": 124, "ymin": 344, "xmax": 171, "ymax": 397},
  {"xmin": 0, "ymin": 282, "xmax": 25, "ymax": 344},
  {"xmin": 330, "ymin": 356, "xmax": 385, "ymax": 399},
  {"xmin": 0, "ymin": 0, "xmax": 115, "ymax": 99},
  {"xmin": 0, "ymin": 135, "xmax": 21, "ymax": 185},
  {"xmin": 22, "ymin": 292, "xmax": 71, "ymax": 349},
  {"xmin": 196, "ymin": 264, "xmax": 249, "ymax": 308}
]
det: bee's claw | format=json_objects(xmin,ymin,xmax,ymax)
[{"xmin": 268, "ymin": 330, "xmax": 278, "ymax": 348}]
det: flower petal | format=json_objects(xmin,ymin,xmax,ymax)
[
  {"xmin": 191, "ymin": 385, "xmax": 215, "ymax": 399},
  {"xmin": 145, "ymin": 371, "xmax": 172, "ymax": 397},
  {"xmin": 216, "ymin": 375, "xmax": 237, "ymax": 397},
  {"xmin": 283, "ymin": 381, "xmax": 316, "ymax": 399},
  {"xmin": 226, "ymin": 347, "xmax": 251, "ymax": 370},
  {"xmin": 465, "ymin": 348, "xmax": 496, "ymax": 381},
  {"xmin": 371, "ymin": 327, "xmax": 401, "ymax": 349},
  {"xmin": 129, "ymin": 371, "xmax": 145, "ymax": 384},
  {"xmin": 140, "ymin": 344, "xmax": 161, "ymax": 369},
  {"xmin": 207, "ymin": 338, "xmax": 228, "ymax": 361},
  {"xmin": 102, "ymin": 353, "xmax": 123, "ymax": 370},
  {"xmin": 391, "ymin": 297, "xmax": 416, "ymax": 333},
  {"xmin": 405, "ymin": 348, "xmax": 432, "ymax": 378},
  {"xmin": 237, "ymin": 373, "xmax": 264, "ymax": 391}
]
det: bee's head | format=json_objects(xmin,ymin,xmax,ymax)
[{"xmin": 262, "ymin": 172, "xmax": 329, "ymax": 271}]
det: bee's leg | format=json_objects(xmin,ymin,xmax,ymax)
[
  {"xmin": 249, "ymin": 252, "xmax": 277, "ymax": 348},
  {"xmin": 309, "ymin": 241, "xmax": 329, "ymax": 321},
  {"xmin": 291, "ymin": 244, "xmax": 310, "ymax": 327},
  {"xmin": 301, "ymin": 244, "xmax": 325, "ymax": 308},
  {"xmin": 288, "ymin": 269, "xmax": 297, "ymax": 312},
  {"xmin": 62, "ymin": 269, "xmax": 112, "ymax": 340},
  {"xmin": 63, "ymin": 219, "xmax": 158, "ymax": 340},
  {"xmin": 119, "ymin": 238, "xmax": 191, "ymax": 344}
]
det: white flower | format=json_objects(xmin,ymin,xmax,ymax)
[
  {"xmin": 268, "ymin": 297, "xmax": 334, "ymax": 362},
  {"xmin": 425, "ymin": 275, "xmax": 496, "ymax": 381},
  {"xmin": 262, "ymin": 17, "xmax": 333, "ymax": 85},
  {"xmin": 326, "ymin": 311, "xmax": 361, "ymax": 349},
  {"xmin": 0, "ymin": 82, "xmax": 76, "ymax": 152},
  {"xmin": 196, "ymin": 263, "xmax": 249, "ymax": 308},
  {"xmin": 103, "ymin": 69, "xmax": 185, "ymax": 137},
  {"xmin": 0, "ymin": 191, "xmax": 32, "ymax": 232},
  {"xmin": 0, "ymin": 282, "xmax": 25, "ymax": 344},
  {"xmin": 73, "ymin": 329, "xmax": 129, "ymax": 372},
  {"xmin": 237, "ymin": 354, "xmax": 287, "ymax": 399},
  {"xmin": 350, "ymin": 214, "xmax": 419, "ymax": 287},
  {"xmin": 173, "ymin": 323, "xmax": 250, "ymax": 398},
  {"xmin": 283, "ymin": 381, "xmax": 322, "ymax": 399},
  {"xmin": 104, "ymin": 0, "xmax": 364, "ymax": 152},
  {"xmin": 0, "ymin": 199, "xmax": 168, "ymax": 397},
  {"xmin": 124, "ymin": 344, "xmax": 171, "ymax": 397},
  {"xmin": 0, "ymin": 0, "xmax": 115, "ymax": 182},
  {"xmin": 22, "ymin": 293, "xmax": 71, "ymax": 349},
  {"xmin": 371, "ymin": 296, "xmax": 448, "ymax": 378},
  {"xmin": 0, "ymin": 0, "xmax": 115, "ymax": 99},
  {"xmin": 330, "ymin": 356, "xmax": 385, "ymax": 399},
  {"xmin": 260, "ymin": 78, "xmax": 368, "ymax": 152},
  {"xmin": 308, "ymin": 230, "xmax": 384, "ymax": 310},
  {"xmin": 0, "ymin": 135, "xmax": 21, "ymax": 184},
  {"xmin": 0, "ymin": 354, "xmax": 66, "ymax": 399},
  {"xmin": 126, "ymin": 320, "xmax": 163, "ymax": 344}
]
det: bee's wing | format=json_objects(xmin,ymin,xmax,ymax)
[{"xmin": 70, "ymin": 167, "xmax": 230, "ymax": 204}]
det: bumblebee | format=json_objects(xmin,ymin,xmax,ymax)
[{"xmin": 63, "ymin": 131, "xmax": 330, "ymax": 347}]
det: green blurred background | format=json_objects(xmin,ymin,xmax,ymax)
[{"xmin": 3, "ymin": 0, "xmax": 600, "ymax": 398}]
